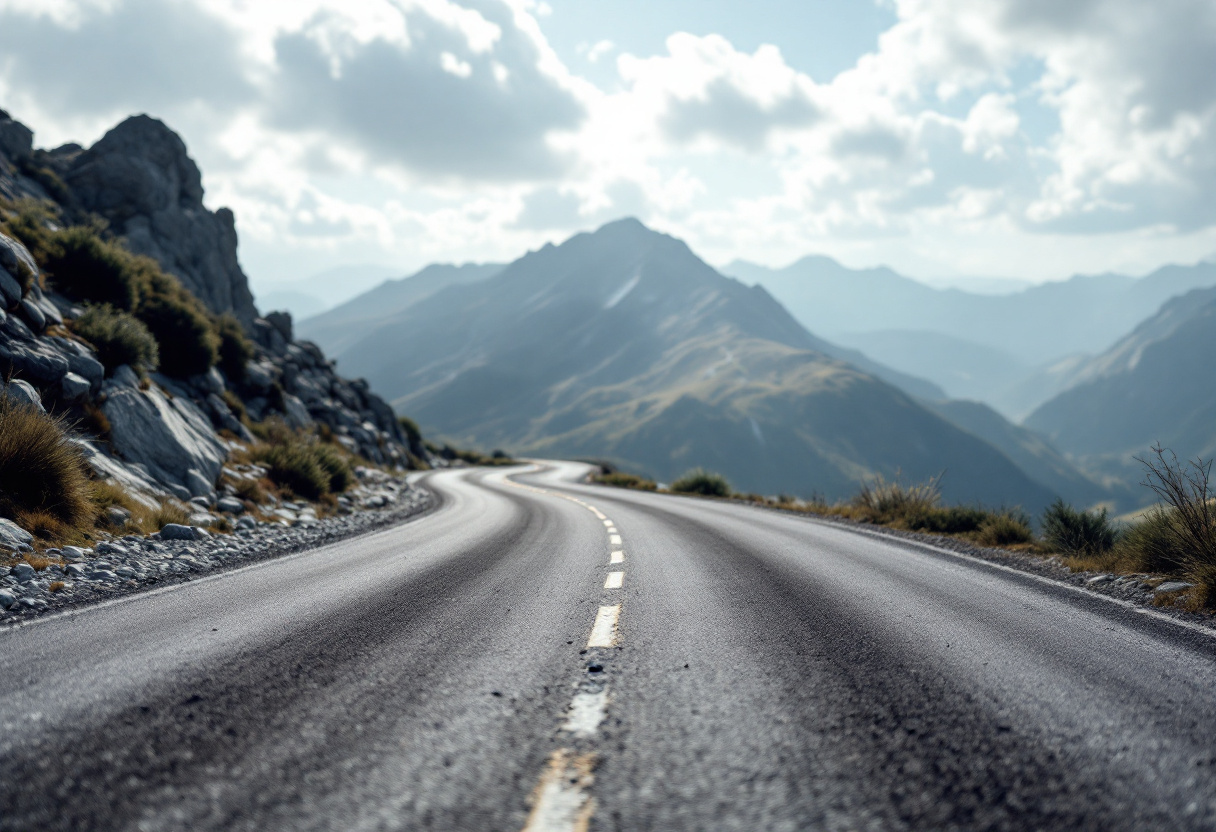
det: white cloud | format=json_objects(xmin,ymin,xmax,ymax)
[{"xmin": 0, "ymin": 0, "xmax": 1213, "ymax": 285}]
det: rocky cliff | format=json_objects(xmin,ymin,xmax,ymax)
[{"xmin": 0, "ymin": 108, "xmax": 421, "ymax": 505}]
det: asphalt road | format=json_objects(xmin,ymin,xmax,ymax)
[{"xmin": 3, "ymin": 460, "xmax": 1216, "ymax": 831}]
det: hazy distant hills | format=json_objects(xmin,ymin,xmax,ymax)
[
  {"xmin": 298, "ymin": 263, "xmax": 505, "ymax": 355},
  {"xmin": 725, "ymin": 257, "xmax": 1216, "ymax": 419},
  {"xmin": 327, "ymin": 218, "xmax": 1060, "ymax": 508},
  {"xmin": 256, "ymin": 264, "xmax": 401, "ymax": 321},
  {"xmin": 1026, "ymin": 286, "xmax": 1216, "ymax": 495}
]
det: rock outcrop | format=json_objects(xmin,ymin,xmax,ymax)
[{"xmin": 0, "ymin": 108, "xmax": 423, "ymax": 502}]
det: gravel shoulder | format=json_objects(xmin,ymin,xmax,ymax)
[{"xmin": 0, "ymin": 470, "xmax": 438, "ymax": 625}]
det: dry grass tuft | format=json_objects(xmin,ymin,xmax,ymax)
[
  {"xmin": 48, "ymin": 580, "xmax": 65, "ymax": 593},
  {"xmin": 0, "ymin": 395, "xmax": 95, "ymax": 543}
]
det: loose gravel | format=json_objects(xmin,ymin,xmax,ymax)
[{"xmin": 0, "ymin": 470, "xmax": 434, "ymax": 624}]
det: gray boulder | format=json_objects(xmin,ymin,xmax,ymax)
[
  {"xmin": 184, "ymin": 468, "xmax": 214, "ymax": 499},
  {"xmin": 160, "ymin": 523, "xmax": 208, "ymax": 541},
  {"xmin": 0, "ymin": 316, "xmax": 69, "ymax": 386},
  {"xmin": 18, "ymin": 298, "xmax": 45, "ymax": 333},
  {"xmin": 3, "ymin": 378, "xmax": 43, "ymax": 412},
  {"xmin": 37, "ymin": 297, "xmax": 63, "ymax": 327},
  {"xmin": 102, "ymin": 381, "xmax": 226, "ymax": 494},
  {"xmin": 0, "ymin": 232, "xmax": 37, "ymax": 287},
  {"xmin": 0, "ymin": 518, "xmax": 33, "ymax": 550},
  {"xmin": 0, "ymin": 265, "xmax": 21, "ymax": 309},
  {"xmin": 266, "ymin": 310, "xmax": 293, "ymax": 342},
  {"xmin": 216, "ymin": 496, "xmax": 245, "ymax": 514},
  {"xmin": 282, "ymin": 393, "xmax": 313, "ymax": 429},
  {"xmin": 0, "ymin": 112, "xmax": 33, "ymax": 163},
  {"xmin": 64, "ymin": 115, "xmax": 258, "ymax": 323},
  {"xmin": 60, "ymin": 372, "xmax": 90, "ymax": 402}
]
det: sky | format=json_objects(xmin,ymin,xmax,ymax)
[{"xmin": 1, "ymin": 0, "xmax": 1215, "ymax": 296}]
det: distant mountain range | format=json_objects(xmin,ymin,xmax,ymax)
[
  {"xmin": 299, "ymin": 263, "xmax": 504, "ymax": 356},
  {"xmin": 308, "ymin": 218, "xmax": 1085, "ymax": 510},
  {"xmin": 1025, "ymin": 285, "xmax": 1216, "ymax": 498},
  {"xmin": 724, "ymin": 257, "xmax": 1216, "ymax": 419}
]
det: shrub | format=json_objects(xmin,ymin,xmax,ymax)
[
  {"xmin": 1124, "ymin": 445, "xmax": 1216, "ymax": 604},
  {"xmin": 312, "ymin": 443, "xmax": 353, "ymax": 493},
  {"xmin": 137, "ymin": 290, "xmax": 219, "ymax": 378},
  {"xmin": 903, "ymin": 505, "xmax": 989, "ymax": 535},
  {"xmin": 149, "ymin": 501, "xmax": 191, "ymax": 531},
  {"xmin": 253, "ymin": 442, "xmax": 330, "ymax": 500},
  {"xmin": 41, "ymin": 225, "xmax": 144, "ymax": 310},
  {"xmin": 973, "ymin": 510, "xmax": 1034, "ymax": 546},
  {"xmin": 215, "ymin": 313, "xmax": 253, "ymax": 382},
  {"xmin": 670, "ymin": 468, "xmax": 731, "ymax": 497},
  {"xmin": 398, "ymin": 416, "xmax": 422, "ymax": 446},
  {"xmin": 1042, "ymin": 499, "xmax": 1116, "ymax": 556},
  {"xmin": 852, "ymin": 474, "xmax": 941, "ymax": 524},
  {"xmin": 0, "ymin": 393, "xmax": 94, "ymax": 532},
  {"xmin": 595, "ymin": 472, "xmax": 657, "ymax": 491},
  {"xmin": 1113, "ymin": 509, "xmax": 1179, "ymax": 574},
  {"xmin": 0, "ymin": 198, "xmax": 58, "ymax": 270},
  {"xmin": 71, "ymin": 303, "xmax": 159, "ymax": 375}
]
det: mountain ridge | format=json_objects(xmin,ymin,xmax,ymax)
[{"xmin": 330, "ymin": 218, "xmax": 1064, "ymax": 509}]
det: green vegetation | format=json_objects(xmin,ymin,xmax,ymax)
[
  {"xmin": 70, "ymin": 304, "xmax": 159, "ymax": 375},
  {"xmin": 216, "ymin": 313, "xmax": 254, "ymax": 382},
  {"xmin": 137, "ymin": 289, "xmax": 219, "ymax": 377},
  {"xmin": 1042, "ymin": 499, "xmax": 1116, "ymax": 557},
  {"xmin": 670, "ymin": 468, "xmax": 731, "ymax": 497},
  {"xmin": 428, "ymin": 441, "xmax": 516, "ymax": 466},
  {"xmin": 593, "ymin": 471, "xmax": 657, "ymax": 491},
  {"xmin": 251, "ymin": 425, "xmax": 354, "ymax": 501},
  {"xmin": 0, "ymin": 391, "xmax": 94, "ymax": 540},
  {"xmin": 1, "ymin": 200, "xmax": 232, "ymax": 380}
]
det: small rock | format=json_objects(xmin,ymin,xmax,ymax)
[
  {"xmin": 61, "ymin": 545, "xmax": 86, "ymax": 561},
  {"xmin": 1, "ymin": 379, "xmax": 43, "ymax": 414},
  {"xmin": 0, "ymin": 589, "xmax": 16, "ymax": 608},
  {"xmin": 60, "ymin": 371, "xmax": 91, "ymax": 402},
  {"xmin": 216, "ymin": 496, "xmax": 245, "ymax": 514},
  {"xmin": 1155, "ymin": 581, "xmax": 1194, "ymax": 595},
  {"xmin": 96, "ymin": 541, "xmax": 126, "ymax": 556},
  {"xmin": 160, "ymin": 523, "xmax": 203, "ymax": 541},
  {"xmin": 106, "ymin": 506, "xmax": 132, "ymax": 527},
  {"xmin": 115, "ymin": 566, "xmax": 138, "ymax": 579},
  {"xmin": 11, "ymin": 563, "xmax": 36, "ymax": 582},
  {"xmin": 89, "ymin": 570, "xmax": 118, "ymax": 581},
  {"xmin": 1086, "ymin": 574, "xmax": 1113, "ymax": 585},
  {"xmin": 236, "ymin": 516, "xmax": 257, "ymax": 530},
  {"xmin": 18, "ymin": 297, "xmax": 45, "ymax": 333},
  {"xmin": 65, "ymin": 564, "xmax": 87, "ymax": 578}
]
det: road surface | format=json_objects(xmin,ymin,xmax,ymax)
[{"xmin": 2, "ymin": 461, "xmax": 1216, "ymax": 831}]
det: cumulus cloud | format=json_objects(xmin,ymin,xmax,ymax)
[
  {"xmin": 267, "ymin": 1, "xmax": 586, "ymax": 180},
  {"xmin": 0, "ymin": 0, "xmax": 253, "ymax": 121},
  {"xmin": 0, "ymin": 0, "xmax": 1214, "ymax": 283}
]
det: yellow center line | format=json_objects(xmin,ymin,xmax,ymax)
[{"xmin": 520, "ymin": 749, "xmax": 597, "ymax": 832}]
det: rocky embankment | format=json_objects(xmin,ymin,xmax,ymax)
[
  {"xmin": 0, "ymin": 107, "xmax": 440, "ymax": 608},
  {"xmin": 0, "ymin": 109, "xmax": 422, "ymax": 508},
  {"xmin": 0, "ymin": 467, "xmax": 431, "ymax": 621}
]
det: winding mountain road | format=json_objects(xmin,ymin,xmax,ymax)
[{"xmin": 3, "ymin": 461, "xmax": 1216, "ymax": 831}]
